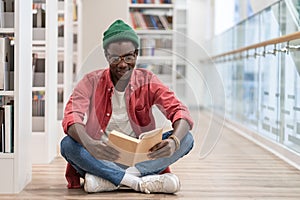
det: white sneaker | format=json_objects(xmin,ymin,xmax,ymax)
[
  {"xmin": 139, "ymin": 173, "xmax": 181, "ymax": 194},
  {"xmin": 84, "ymin": 173, "xmax": 119, "ymax": 193}
]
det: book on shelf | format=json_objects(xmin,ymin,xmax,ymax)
[
  {"xmin": 158, "ymin": 15, "xmax": 171, "ymax": 29},
  {"xmin": 58, "ymin": 25, "xmax": 64, "ymax": 37},
  {"xmin": 9, "ymin": 39, "xmax": 14, "ymax": 90},
  {"xmin": 3, "ymin": 104, "xmax": 13, "ymax": 153},
  {"xmin": 32, "ymin": 91, "xmax": 45, "ymax": 116},
  {"xmin": 3, "ymin": 0, "xmax": 14, "ymax": 12},
  {"xmin": 0, "ymin": 107, "xmax": 3, "ymax": 152},
  {"xmin": 143, "ymin": 14, "xmax": 157, "ymax": 29},
  {"xmin": 139, "ymin": 36, "xmax": 172, "ymax": 56},
  {"xmin": 0, "ymin": 0, "xmax": 4, "ymax": 28},
  {"xmin": 0, "ymin": 0, "xmax": 15, "ymax": 28},
  {"xmin": 108, "ymin": 128, "xmax": 163, "ymax": 166},
  {"xmin": 57, "ymin": 88, "xmax": 63, "ymax": 103},
  {"xmin": 73, "ymin": 1, "xmax": 78, "ymax": 21},
  {"xmin": 57, "ymin": 60, "xmax": 64, "ymax": 84},
  {"xmin": 0, "ymin": 37, "xmax": 11, "ymax": 90},
  {"xmin": 131, "ymin": 0, "xmax": 172, "ymax": 4},
  {"xmin": 32, "ymin": 53, "xmax": 45, "ymax": 87},
  {"xmin": 130, "ymin": 11, "xmax": 171, "ymax": 30},
  {"xmin": 32, "ymin": 3, "xmax": 46, "ymax": 28},
  {"xmin": 0, "ymin": 101, "xmax": 13, "ymax": 153}
]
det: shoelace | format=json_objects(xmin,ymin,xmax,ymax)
[{"xmin": 140, "ymin": 177, "xmax": 164, "ymax": 194}]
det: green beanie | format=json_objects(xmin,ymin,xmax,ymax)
[{"xmin": 103, "ymin": 19, "xmax": 140, "ymax": 49}]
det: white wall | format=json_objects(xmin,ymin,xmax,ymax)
[
  {"xmin": 214, "ymin": 0, "xmax": 236, "ymax": 35},
  {"xmin": 185, "ymin": 0, "xmax": 213, "ymax": 107},
  {"xmin": 187, "ymin": 0, "xmax": 213, "ymax": 45},
  {"xmin": 78, "ymin": 0, "xmax": 128, "ymax": 75}
]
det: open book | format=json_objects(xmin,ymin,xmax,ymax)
[{"xmin": 108, "ymin": 128, "xmax": 163, "ymax": 166}]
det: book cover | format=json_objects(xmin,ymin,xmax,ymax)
[
  {"xmin": 0, "ymin": 107, "xmax": 3, "ymax": 152},
  {"xmin": 108, "ymin": 128, "xmax": 163, "ymax": 166},
  {"xmin": 33, "ymin": 57, "xmax": 45, "ymax": 87},
  {"xmin": 153, "ymin": 15, "xmax": 165, "ymax": 30},
  {"xmin": 0, "ymin": 0, "xmax": 4, "ymax": 28},
  {"xmin": 4, "ymin": 104, "xmax": 12, "ymax": 153},
  {"xmin": 0, "ymin": 37, "xmax": 10, "ymax": 90},
  {"xmin": 142, "ymin": 14, "xmax": 156, "ymax": 30},
  {"xmin": 7, "ymin": 100, "xmax": 13, "ymax": 152},
  {"xmin": 33, "ymin": 5, "xmax": 45, "ymax": 28},
  {"xmin": 158, "ymin": 15, "xmax": 171, "ymax": 30},
  {"xmin": 149, "ymin": 15, "xmax": 158, "ymax": 30},
  {"xmin": 4, "ymin": 0, "xmax": 14, "ymax": 12},
  {"xmin": 136, "ymin": 12, "xmax": 147, "ymax": 30},
  {"xmin": 9, "ymin": 42, "xmax": 13, "ymax": 90}
]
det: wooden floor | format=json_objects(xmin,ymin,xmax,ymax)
[{"xmin": 1, "ymin": 113, "xmax": 300, "ymax": 199}]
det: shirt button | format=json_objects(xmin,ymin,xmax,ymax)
[
  {"xmin": 108, "ymin": 88, "xmax": 111, "ymax": 91},
  {"xmin": 106, "ymin": 113, "xmax": 110, "ymax": 117}
]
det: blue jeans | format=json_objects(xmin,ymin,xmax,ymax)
[{"xmin": 60, "ymin": 131, "xmax": 194, "ymax": 186}]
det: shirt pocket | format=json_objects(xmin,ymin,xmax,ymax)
[{"xmin": 135, "ymin": 104, "xmax": 151, "ymax": 126}]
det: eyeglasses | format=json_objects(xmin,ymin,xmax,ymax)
[{"xmin": 107, "ymin": 50, "xmax": 137, "ymax": 65}]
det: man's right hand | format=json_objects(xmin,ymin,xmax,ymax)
[
  {"xmin": 86, "ymin": 139, "xmax": 120, "ymax": 161},
  {"xmin": 67, "ymin": 123, "xmax": 119, "ymax": 162}
]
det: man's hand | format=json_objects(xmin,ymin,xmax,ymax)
[
  {"xmin": 146, "ymin": 119, "xmax": 191, "ymax": 159},
  {"xmin": 67, "ymin": 123, "xmax": 120, "ymax": 162},
  {"xmin": 86, "ymin": 140, "xmax": 120, "ymax": 161},
  {"xmin": 147, "ymin": 139, "xmax": 176, "ymax": 159}
]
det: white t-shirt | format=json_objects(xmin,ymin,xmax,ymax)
[{"xmin": 103, "ymin": 89, "xmax": 135, "ymax": 141}]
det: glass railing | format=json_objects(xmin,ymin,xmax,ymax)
[
  {"xmin": 289, "ymin": 0, "xmax": 300, "ymax": 27},
  {"xmin": 206, "ymin": 0, "xmax": 300, "ymax": 154},
  {"xmin": 211, "ymin": 0, "xmax": 300, "ymax": 55}
]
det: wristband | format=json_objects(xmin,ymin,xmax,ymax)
[{"xmin": 168, "ymin": 135, "xmax": 181, "ymax": 151}]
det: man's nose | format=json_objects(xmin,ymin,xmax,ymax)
[{"xmin": 117, "ymin": 59, "xmax": 128, "ymax": 67}]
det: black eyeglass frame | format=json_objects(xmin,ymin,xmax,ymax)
[{"xmin": 106, "ymin": 49, "xmax": 138, "ymax": 65}]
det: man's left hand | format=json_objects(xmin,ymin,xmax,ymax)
[{"xmin": 147, "ymin": 139, "xmax": 176, "ymax": 159}]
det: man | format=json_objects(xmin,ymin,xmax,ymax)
[{"xmin": 60, "ymin": 19, "xmax": 194, "ymax": 194}]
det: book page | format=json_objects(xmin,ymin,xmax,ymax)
[
  {"xmin": 108, "ymin": 130, "xmax": 138, "ymax": 166},
  {"xmin": 108, "ymin": 128, "xmax": 163, "ymax": 166},
  {"xmin": 136, "ymin": 128, "xmax": 163, "ymax": 153},
  {"xmin": 132, "ymin": 128, "xmax": 163, "ymax": 164},
  {"xmin": 109, "ymin": 143, "xmax": 136, "ymax": 166},
  {"xmin": 108, "ymin": 130, "xmax": 139, "ymax": 153},
  {"xmin": 138, "ymin": 128, "xmax": 163, "ymax": 140}
]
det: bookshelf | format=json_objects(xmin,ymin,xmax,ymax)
[
  {"xmin": 128, "ymin": 0, "xmax": 176, "ymax": 90},
  {"xmin": 32, "ymin": 0, "xmax": 58, "ymax": 164},
  {"xmin": 72, "ymin": 0, "xmax": 78, "ymax": 85},
  {"xmin": 56, "ymin": 0, "xmax": 79, "ymax": 145},
  {"xmin": 129, "ymin": 0, "xmax": 189, "ymax": 99},
  {"xmin": 173, "ymin": 0, "xmax": 187, "ymax": 101},
  {"xmin": 57, "ymin": 0, "xmax": 64, "ymax": 121},
  {"xmin": 0, "ymin": 0, "xmax": 32, "ymax": 194},
  {"xmin": 64, "ymin": 0, "xmax": 77, "ymax": 109}
]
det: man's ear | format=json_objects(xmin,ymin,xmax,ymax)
[
  {"xmin": 135, "ymin": 49, "xmax": 139, "ymax": 56},
  {"xmin": 104, "ymin": 50, "xmax": 109, "ymax": 60}
]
